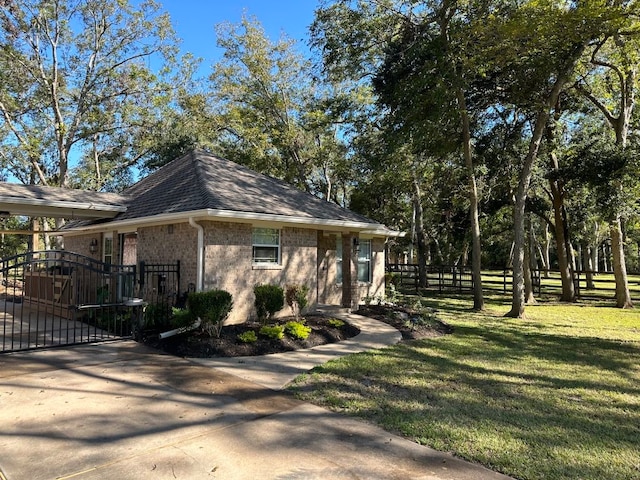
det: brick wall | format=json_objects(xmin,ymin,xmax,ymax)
[{"xmin": 202, "ymin": 222, "xmax": 319, "ymax": 323}]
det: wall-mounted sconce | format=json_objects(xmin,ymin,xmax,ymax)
[
  {"xmin": 89, "ymin": 238, "xmax": 98, "ymax": 254},
  {"xmin": 353, "ymin": 237, "xmax": 360, "ymax": 253}
]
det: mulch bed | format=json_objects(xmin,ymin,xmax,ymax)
[
  {"xmin": 144, "ymin": 315, "xmax": 360, "ymax": 358},
  {"xmin": 355, "ymin": 304, "xmax": 453, "ymax": 340},
  {"xmin": 144, "ymin": 305, "xmax": 453, "ymax": 358}
]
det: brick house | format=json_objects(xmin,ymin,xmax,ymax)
[{"xmin": 58, "ymin": 149, "xmax": 396, "ymax": 323}]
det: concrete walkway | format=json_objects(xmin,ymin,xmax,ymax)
[{"xmin": 0, "ymin": 310, "xmax": 512, "ymax": 480}]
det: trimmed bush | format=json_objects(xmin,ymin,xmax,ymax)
[
  {"xmin": 237, "ymin": 330, "xmax": 258, "ymax": 343},
  {"xmin": 284, "ymin": 320, "xmax": 311, "ymax": 340},
  {"xmin": 188, "ymin": 290, "xmax": 233, "ymax": 338},
  {"xmin": 285, "ymin": 284, "xmax": 309, "ymax": 320},
  {"xmin": 259, "ymin": 325, "xmax": 284, "ymax": 340},
  {"xmin": 254, "ymin": 284, "xmax": 284, "ymax": 322}
]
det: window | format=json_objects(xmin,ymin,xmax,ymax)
[
  {"xmin": 336, "ymin": 237, "xmax": 372, "ymax": 283},
  {"xmin": 357, "ymin": 239, "xmax": 372, "ymax": 283},
  {"xmin": 103, "ymin": 233, "xmax": 113, "ymax": 266},
  {"xmin": 252, "ymin": 228, "xmax": 280, "ymax": 264}
]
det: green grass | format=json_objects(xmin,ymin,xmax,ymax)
[{"xmin": 288, "ymin": 294, "xmax": 640, "ymax": 480}]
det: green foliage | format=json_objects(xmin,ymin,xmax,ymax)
[
  {"xmin": 258, "ymin": 325, "xmax": 284, "ymax": 340},
  {"xmin": 188, "ymin": 290, "xmax": 233, "ymax": 338},
  {"xmin": 284, "ymin": 321, "xmax": 312, "ymax": 340},
  {"xmin": 327, "ymin": 318, "xmax": 346, "ymax": 328},
  {"xmin": 254, "ymin": 284, "xmax": 284, "ymax": 322},
  {"xmin": 237, "ymin": 330, "xmax": 258, "ymax": 344},
  {"xmin": 170, "ymin": 307, "xmax": 196, "ymax": 329},
  {"xmin": 285, "ymin": 284, "xmax": 309, "ymax": 320},
  {"xmin": 0, "ymin": 0, "xmax": 181, "ymax": 188},
  {"xmin": 143, "ymin": 303, "xmax": 172, "ymax": 329}
]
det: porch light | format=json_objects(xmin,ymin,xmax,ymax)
[
  {"xmin": 353, "ymin": 237, "xmax": 360, "ymax": 253},
  {"xmin": 89, "ymin": 238, "xmax": 98, "ymax": 253}
]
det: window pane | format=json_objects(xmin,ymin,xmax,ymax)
[
  {"xmin": 357, "ymin": 261, "xmax": 370, "ymax": 283},
  {"xmin": 336, "ymin": 238, "xmax": 342, "ymax": 284},
  {"xmin": 253, "ymin": 246, "xmax": 279, "ymax": 263},
  {"xmin": 357, "ymin": 240, "xmax": 371, "ymax": 283},
  {"xmin": 252, "ymin": 228, "xmax": 279, "ymax": 246}
]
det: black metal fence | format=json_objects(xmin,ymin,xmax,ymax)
[
  {"xmin": 1, "ymin": 250, "xmax": 137, "ymax": 353},
  {"xmin": 137, "ymin": 260, "xmax": 182, "ymax": 328}
]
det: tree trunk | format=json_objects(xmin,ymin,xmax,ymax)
[
  {"xmin": 524, "ymin": 216, "xmax": 537, "ymax": 304},
  {"xmin": 507, "ymin": 64, "xmax": 578, "ymax": 318},
  {"xmin": 413, "ymin": 179, "xmax": 428, "ymax": 288},
  {"xmin": 583, "ymin": 242, "xmax": 596, "ymax": 289},
  {"xmin": 455, "ymin": 88, "xmax": 484, "ymax": 310},
  {"xmin": 610, "ymin": 216, "xmax": 633, "ymax": 308},
  {"xmin": 550, "ymin": 180, "xmax": 576, "ymax": 301}
]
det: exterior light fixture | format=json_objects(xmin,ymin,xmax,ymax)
[{"xmin": 89, "ymin": 238, "xmax": 98, "ymax": 254}]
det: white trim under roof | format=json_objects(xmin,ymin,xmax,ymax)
[
  {"xmin": 60, "ymin": 208, "xmax": 402, "ymax": 237},
  {"xmin": 0, "ymin": 195, "xmax": 126, "ymax": 219}
]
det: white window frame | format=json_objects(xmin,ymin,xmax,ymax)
[
  {"xmin": 357, "ymin": 239, "xmax": 372, "ymax": 283},
  {"xmin": 103, "ymin": 233, "xmax": 113, "ymax": 266},
  {"xmin": 252, "ymin": 228, "xmax": 281, "ymax": 265}
]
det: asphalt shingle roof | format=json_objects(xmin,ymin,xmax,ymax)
[{"xmin": 116, "ymin": 149, "xmax": 378, "ymax": 225}]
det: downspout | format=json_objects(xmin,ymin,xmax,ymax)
[{"xmin": 189, "ymin": 217, "xmax": 204, "ymax": 292}]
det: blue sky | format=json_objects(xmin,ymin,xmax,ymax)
[{"xmin": 158, "ymin": 0, "xmax": 317, "ymax": 74}]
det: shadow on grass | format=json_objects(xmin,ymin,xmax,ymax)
[{"xmin": 290, "ymin": 323, "xmax": 640, "ymax": 480}]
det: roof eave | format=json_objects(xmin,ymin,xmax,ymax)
[{"xmin": 60, "ymin": 209, "xmax": 396, "ymax": 236}]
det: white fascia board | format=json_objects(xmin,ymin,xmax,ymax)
[
  {"xmin": 60, "ymin": 208, "xmax": 396, "ymax": 236},
  {"xmin": 0, "ymin": 196, "xmax": 126, "ymax": 218}
]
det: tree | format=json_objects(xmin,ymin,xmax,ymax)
[
  {"xmin": 476, "ymin": 1, "xmax": 629, "ymax": 317},
  {"xmin": 0, "ymin": 0, "xmax": 179, "ymax": 190},
  {"xmin": 574, "ymin": 33, "xmax": 639, "ymax": 308},
  {"xmin": 209, "ymin": 15, "xmax": 348, "ymax": 196}
]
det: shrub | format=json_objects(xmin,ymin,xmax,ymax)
[
  {"xmin": 259, "ymin": 325, "xmax": 284, "ymax": 340},
  {"xmin": 285, "ymin": 284, "xmax": 309, "ymax": 320},
  {"xmin": 188, "ymin": 290, "xmax": 233, "ymax": 338},
  {"xmin": 327, "ymin": 318, "xmax": 346, "ymax": 328},
  {"xmin": 254, "ymin": 284, "xmax": 284, "ymax": 322},
  {"xmin": 284, "ymin": 321, "xmax": 311, "ymax": 340},
  {"xmin": 170, "ymin": 307, "xmax": 196, "ymax": 329},
  {"xmin": 237, "ymin": 330, "xmax": 258, "ymax": 343}
]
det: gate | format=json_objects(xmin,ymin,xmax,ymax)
[
  {"xmin": 1, "ymin": 250, "xmax": 137, "ymax": 353},
  {"xmin": 137, "ymin": 261, "xmax": 182, "ymax": 327}
]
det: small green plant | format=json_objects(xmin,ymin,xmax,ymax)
[
  {"xmin": 143, "ymin": 302, "xmax": 172, "ymax": 329},
  {"xmin": 237, "ymin": 330, "xmax": 258, "ymax": 343},
  {"xmin": 170, "ymin": 307, "xmax": 196, "ymax": 329},
  {"xmin": 259, "ymin": 324, "xmax": 285, "ymax": 340},
  {"xmin": 188, "ymin": 290, "xmax": 233, "ymax": 338},
  {"xmin": 284, "ymin": 320, "xmax": 312, "ymax": 340},
  {"xmin": 285, "ymin": 284, "xmax": 309, "ymax": 320},
  {"xmin": 327, "ymin": 318, "xmax": 346, "ymax": 328},
  {"xmin": 254, "ymin": 284, "xmax": 284, "ymax": 322}
]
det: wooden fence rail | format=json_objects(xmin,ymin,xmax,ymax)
[{"xmin": 386, "ymin": 264, "xmax": 640, "ymax": 302}]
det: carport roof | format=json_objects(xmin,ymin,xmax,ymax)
[{"xmin": 0, "ymin": 183, "xmax": 127, "ymax": 219}]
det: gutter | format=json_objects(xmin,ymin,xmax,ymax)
[
  {"xmin": 189, "ymin": 217, "xmax": 204, "ymax": 292},
  {"xmin": 59, "ymin": 208, "xmax": 401, "ymax": 237}
]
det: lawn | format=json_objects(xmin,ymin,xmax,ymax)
[{"xmin": 289, "ymin": 295, "xmax": 640, "ymax": 480}]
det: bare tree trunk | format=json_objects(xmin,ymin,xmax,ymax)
[
  {"xmin": 507, "ymin": 60, "xmax": 579, "ymax": 318},
  {"xmin": 524, "ymin": 217, "xmax": 537, "ymax": 304},
  {"xmin": 611, "ymin": 216, "xmax": 633, "ymax": 308},
  {"xmin": 584, "ymin": 242, "xmax": 596, "ymax": 289},
  {"xmin": 456, "ymin": 88, "xmax": 484, "ymax": 310},
  {"xmin": 413, "ymin": 179, "xmax": 428, "ymax": 289}
]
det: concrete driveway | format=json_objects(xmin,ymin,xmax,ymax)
[{"xmin": 0, "ymin": 313, "xmax": 512, "ymax": 480}]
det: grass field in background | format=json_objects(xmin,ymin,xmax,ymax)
[{"xmin": 289, "ymin": 294, "xmax": 640, "ymax": 480}]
